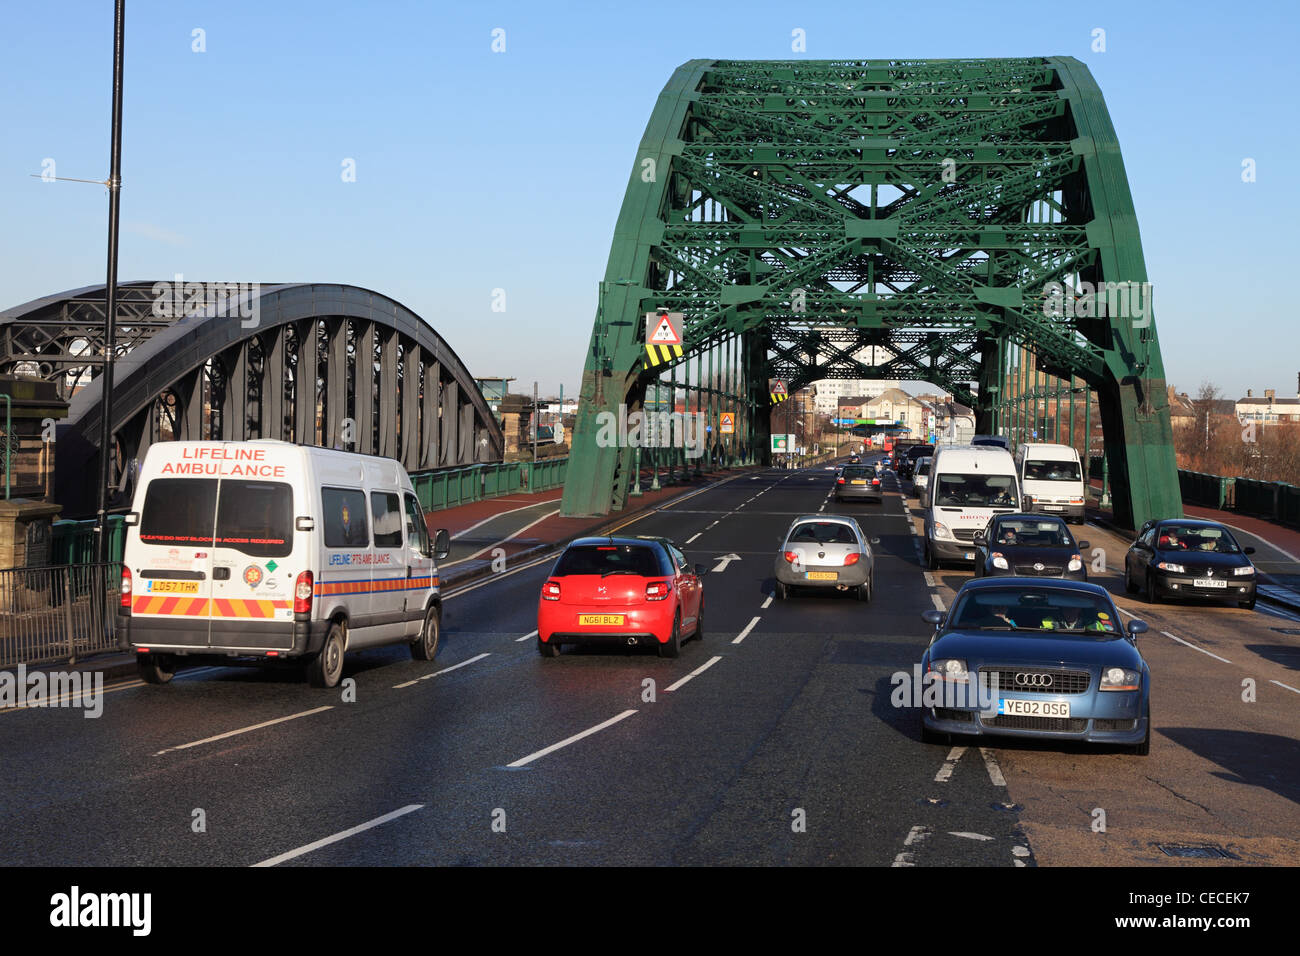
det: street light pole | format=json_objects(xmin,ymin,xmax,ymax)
[{"xmin": 95, "ymin": 0, "xmax": 126, "ymax": 565}]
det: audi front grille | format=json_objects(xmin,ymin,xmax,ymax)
[
  {"xmin": 983, "ymin": 715, "xmax": 1089, "ymax": 732},
  {"xmin": 980, "ymin": 668, "xmax": 1091, "ymax": 694}
]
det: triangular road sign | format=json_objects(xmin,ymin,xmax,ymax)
[{"xmin": 646, "ymin": 311, "xmax": 683, "ymax": 345}]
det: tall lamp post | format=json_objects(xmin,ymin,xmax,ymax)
[{"xmin": 96, "ymin": 0, "xmax": 126, "ymax": 565}]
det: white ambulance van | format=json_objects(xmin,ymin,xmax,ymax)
[
  {"xmin": 116, "ymin": 441, "xmax": 451, "ymax": 688},
  {"xmin": 923, "ymin": 444, "xmax": 1021, "ymax": 569},
  {"xmin": 1014, "ymin": 443, "xmax": 1087, "ymax": 524}
]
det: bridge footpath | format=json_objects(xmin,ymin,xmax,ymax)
[{"xmin": 31, "ymin": 459, "xmax": 778, "ymax": 681}]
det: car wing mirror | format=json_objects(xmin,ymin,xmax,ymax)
[
  {"xmin": 433, "ymin": 528, "xmax": 452, "ymax": 561},
  {"xmin": 1077, "ymin": 540, "xmax": 1090, "ymax": 550},
  {"xmin": 1127, "ymin": 619, "xmax": 1148, "ymax": 636},
  {"xmin": 921, "ymin": 609, "xmax": 944, "ymax": 627},
  {"xmin": 694, "ymin": 563, "xmax": 707, "ymax": 576},
  {"xmin": 972, "ymin": 533, "xmax": 986, "ymax": 546},
  {"xmin": 1244, "ymin": 546, "xmax": 1256, "ymax": 555}
]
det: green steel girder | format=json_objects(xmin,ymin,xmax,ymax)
[{"xmin": 562, "ymin": 57, "xmax": 1181, "ymax": 528}]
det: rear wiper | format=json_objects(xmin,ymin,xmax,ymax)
[{"xmin": 601, "ymin": 569, "xmax": 641, "ymax": 577}]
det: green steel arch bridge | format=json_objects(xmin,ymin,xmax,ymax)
[{"xmin": 560, "ymin": 57, "xmax": 1181, "ymax": 529}]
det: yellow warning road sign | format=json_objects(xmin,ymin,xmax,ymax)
[{"xmin": 720, "ymin": 412, "xmax": 735, "ymax": 434}]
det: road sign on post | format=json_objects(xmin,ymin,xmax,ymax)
[{"xmin": 769, "ymin": 379, "xmax": 788, "ymax": 403}]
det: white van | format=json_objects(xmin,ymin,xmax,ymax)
[
  {"xmin": 923, "ymin": 445, "xmax": 1020, "ymax": 569},
  {"xmin": 1014, "ymin": 443, "xmax": 1086, "ymax": 524},
  {"xmin": 116, "ymin": 440, "xmax": 452, "ymax": 688}
]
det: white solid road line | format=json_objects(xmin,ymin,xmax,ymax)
[
  {"xmin": 447, "ymin": 508, "xmax": 561, "ymax": 565},
  {"xmin": 666, "ymin": 655, "xmax": 724, "ymax": 692},
  {"xmin": 732, "ymin": 616, "xmax": 761, "ymax": 645},
  {"xmin": 934, "ymin": 746, "xmax": 965, "ymax": 783},
  {"xmin": 451, "ymin": 498, "xmax": 560, "ymax": 540},
  {"xmin": 393, "ymin": 652, "xmax": 492, "ymax": 688},
  {"xmin": 515, "ymin": 629, "xmax": 539, "ymax": 643},
  {"xmin": 1270, "ymin": 679, "xmax": 1300, "ymax": 695},
  {"xmin": 949, "ymin": 831, "xmax": 994, "ymax": 841},
  {"xmin": 930, "ymin": 593, "xmax": 945, "ymax": 612},
  {"xmin": 252, "ymin": 804, "xmax": 424, "ymax": 867},
  {"xmin": 154, "ymin": 706, "xmax": 334, "ymax": 757},
  {"xmin": 685, "ymin": 532, "xmax": 702, "ymax": 544},
  {"xmin": 1159, "ymin": 629, "xmax": 1232, "ymax": 664},
  {"xmin": 979, "ymin": 748, "xmax": 1007, "ymax": 787},
  {"xmin": 507, "ymin": 709, "xmax": 639, "ymax": 768}
]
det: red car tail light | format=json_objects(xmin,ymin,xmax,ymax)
[
  {"xmin": 872, "ymin": 478, "xmax": 880, "ymax": 485},
  {"xmin": 844, "ymin": 553, "xmax": 861, "ymax": 566},
  {"xmin": 542, "ymin": 580, "xmax": 561, "ymax": 601},
  {"xmin": 645, "ymin": 581, "xmax": 669, "ymax": 601},
  {"xmin": 294, "ymin": 571, "xmax": 314, "ymax": 614},
  {"xmin": 783, "ymin": 551, "xmax": 799, "ymax": 563},
  {"xmin": 836, "ymin": 477, "xmax": 845, "ymax": 484},
  {"xmin": 120, "ymin": 567, "xmax": 132, "ymax": 608}
]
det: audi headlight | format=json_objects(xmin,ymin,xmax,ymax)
[
  {"xmin": 1068, "ymin": 554, "xmax": 1083, "ymax": 571},
  {"xmin": 1156, "ymin": 561, "xmax": 1184, "ymax": 574},
  {"xmin": 1099, "ymin": 667, "xmax": 1141, "ymax": 691},
  {"xmin": 929, "ymin": 658, "xmax": 969, "ymax": 683},
  {"xmin": 991, "ymin": 553, "xmax": 1009, "ymax": 570},
  {"xmin": 1233, "ymin": 566, "xmax": 1255, "ymax": 576},
  {"xmin": 933, "ymin": 522, "xmax": 953, "ymax": 540}
]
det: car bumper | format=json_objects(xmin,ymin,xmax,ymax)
[
  {"xmin": 1025, "ymin": 501, "xmax": 1085, "ymax": 520},
  {"xmin": 983, "ymin": 565, "xmax": 1088, "ymax": 582},
  {"xmin": 1152, "ymin": 574, "xmax": 1255, "ymax": 601},
  {"xmin": 929, "ymin": 537, "xmax": 979, "ymax": 562},
  {"xmin": 922, "ymin": 694, "xmax": 1148, "ymax": 745},
  {"xmin": 116, "ymin": 615, "xmax": 323, "ymax": 657},
  {"xmin": 773, "ymin": 561, "xmax": 869, "ymax": 588},
  {"xmin": 835, "ymin": 485, "xmax": 883, "ymax": 500},
  {"xmin": 537, "ymin": 605, "xmax": 673, "ymax": 644}
]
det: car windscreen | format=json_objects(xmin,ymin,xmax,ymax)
[
  {"xmin": 788, "ymin": 522, "xmax": 858, "ymax": 545},
  {"xmin": 933, "ymin": 473, "xmax": 1018, "ymax": 507},
  {"xmin": 553, "ymin": 544, "xmax": 665, "ymax": 576},
  {"xmin": 1156, "ymin": 525, "xmax": 1241, "ymax": 554},
  {"xmin": 949, "ymin": 588, "xmax": 1120, "ymax": 635},
  {"xmin": 140, "ymin": 478, "xmax": 293, "ymax": 557},
  {"xmin": 990, "ymin": 518, "xmax": 1072, "ymax": 547},
  {"xmin": 1023, "ymin": 459, "xmax": 1081, "ymax": 482},
  {"xmin": 909, "ymin": 446, "xmax": 935, "ymax": 460}
]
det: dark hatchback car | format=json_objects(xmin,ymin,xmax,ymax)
[
  {"xmin": 918, "ymin": 579, "xmax": 1151, "ymax": 754},
  {"xmin": 834, "ymin": 464, "xmax": 883, "ymax": 502},
  {"xmin": 897, "ymin": 444, "xmax": 935, "ymax": 480},
  {"xmin": 1124, "ymin": 518, "xmax": 1257, "ymax": 609},
  {"xmin": 973, "ymin": 514, "xmax": 1090, "ymax": 581}
]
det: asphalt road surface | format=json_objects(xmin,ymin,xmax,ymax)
[{"xmin": 2, "ymin": 460, "xmax": 1296, "ymax": 866}]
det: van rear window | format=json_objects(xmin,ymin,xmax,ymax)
[{"xmin": 140, "ymin": 478, "xmax": 292, "ymax": 557}]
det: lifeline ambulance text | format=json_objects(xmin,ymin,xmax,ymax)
[
  {"xmin": 159, "ymin": 446, "xmax": 286, "ymax": 478},
  {"xmin": 1129, "ymin": 892, "xmax": 1250, "ymax": 906}
]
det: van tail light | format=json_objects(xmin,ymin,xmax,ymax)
[
  {"xmin": 294, "ymin": 571, "xmax": 314, "ymax": 614},
  {"xmin": 844, "ymin": 553, "xmax": 861, "ymax": 566},
  {"xmin": 542, "ymin": 580, "xmax": 561, "ymax": 601},
  {"xmin": 120, "ymin": 567, "xmax": 132, "ymax": 609},
  {"xmin": 645, "ymin": 581, "xmax": 669, "ymax": 601},
  {"xmin": 783, "ymin": 551, "xmax": 799, "ymax": 564}
]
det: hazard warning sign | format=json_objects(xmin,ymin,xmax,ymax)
[
  {"xmin": 719, "ymin": 412, "xmax": 735, "ymax": 434},
  {"xmin": 647, "ymin": 311, "xmax": 683, "ymax": 345}
]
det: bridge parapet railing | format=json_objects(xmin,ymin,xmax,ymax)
[{"xmin": 412, "ymin": 458, "xmax": 568, "ymax": 512}]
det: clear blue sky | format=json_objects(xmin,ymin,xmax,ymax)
[{"xmin": 2, "ymin": 0, "xmax": 1296, "ymax": 400}]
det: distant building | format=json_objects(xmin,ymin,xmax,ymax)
[
  {"xmin": 812, "ymin": 379, "xmax": 903, "ymax": 415},
  {"xmin": 1236, "ymin": 388, "xmax": 1300, "ymax": 425}
]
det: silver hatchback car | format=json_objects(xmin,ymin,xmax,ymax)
[{"xmin": 774, "ymin": 514, "xmax": 875, "ymax": 601}]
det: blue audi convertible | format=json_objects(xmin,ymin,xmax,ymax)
[{"xmin": 918, "ymin": 578, "xmax": 1151, "ymax": 755}]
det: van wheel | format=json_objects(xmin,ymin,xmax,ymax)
[
  {"xmin": 926, "ymin": 544, "xmax": 939, "ymax": 571},
  {"xmin": 410, "ymin": 606, "xmax": 441, "ymax": 661},
  {"xmin": 309, "ymin": 623, "xmax": 346, "ymax": 688},
  {"xmin": 137, "ymin": 653, "xmax": 175, "ymax": 685}
]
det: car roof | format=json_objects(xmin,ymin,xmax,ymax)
[
  {"xmin": 956, "ymin": 576, "xmax": 1111, "ymax": 598},
  {"xmin": 993, "ymin": 512, "xmax": 1067, "ymax": 524},
  {"xmin": 1156, "ymin": 518, "xmax": 1230, "ymax": 530},
  {"xmin": 788, "ymin": 513, "xmax": 862, "ymax": 527},
  {"xmin": 567, "ymin": 535, "xmax": 669, "ymax": 549}
]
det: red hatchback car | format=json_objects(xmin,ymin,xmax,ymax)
[{"xmin": 537, "ymin": 536, "xmax": 704, "ymax": 658}]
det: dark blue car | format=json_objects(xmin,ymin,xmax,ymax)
[{"xmin": 918, "ymin": 578, "xmax": 1151, "ymax": 755}]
